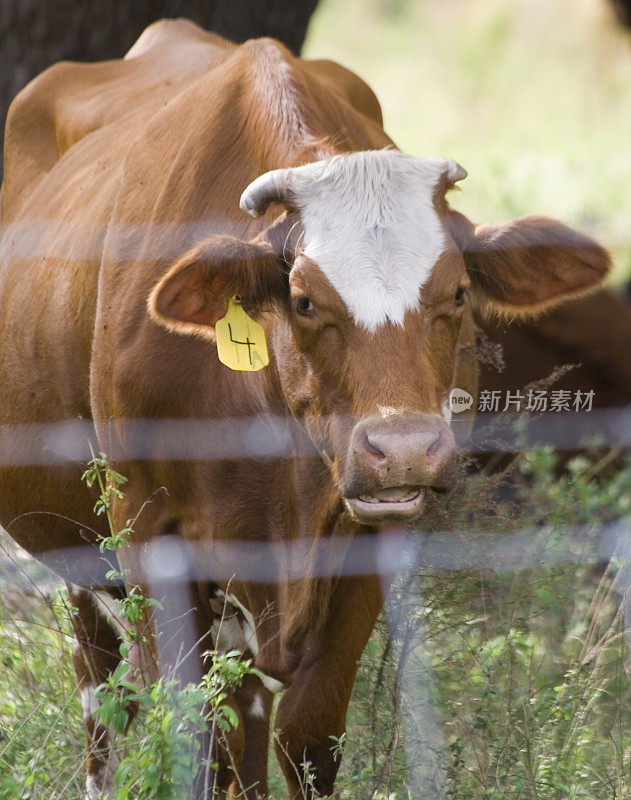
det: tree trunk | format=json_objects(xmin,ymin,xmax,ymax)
[{"xmin": 609, "ymin": 0, "xmax": 631, "ymax": 26}]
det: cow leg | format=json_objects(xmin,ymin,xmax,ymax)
[
  {"xmin": 195, "ymin": 595, "xmax": 273, "ymax": 799},
  {"xmin": 226, "ymin": 674, "xmax": 274, "ymax": 799},
  {"xmin": 192, "ymin": 703, "xmax": 243, "ymax": 800},
  {"xmin": 194, "ymin": 678, "xmax": 272, "ymax": 800},
  {"xmin": 68, "ymin": 585, "xmax": 128, "ymax": 800},
  {"xmin": 274, "ymin": 574, "xmax": 384, "ymax": 799}
]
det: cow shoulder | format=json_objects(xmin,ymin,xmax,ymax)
[
  {"xmin": 303, "ymin": 58, "xmax": 384, "ymax": 126},
  {"xmin": 3, "ymin": 62, "xmax": 75, "ymax": 221},
  {"xmin": 2, "ymin": 20, "xmax": 235, "ymax": 224}
]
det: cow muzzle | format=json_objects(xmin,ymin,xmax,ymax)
[{"xmin": 341, "ymin": 413, "xmax": 456, "ymax": 524}]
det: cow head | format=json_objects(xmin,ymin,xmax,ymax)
[{"xmin": 149, "ymin": 150, "xmax": 610, "ymax": 524}]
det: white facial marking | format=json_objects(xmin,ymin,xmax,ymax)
[
  {"xmin": 212, "ymin": 590, "xmax": 260, "ymax": 655},
  {"xmin": 249, "ymin": 691, "xmax": 266, "ymax": 719},
  {"xmin": 259, "ymin": 674, "xmax": 286, "ymax": 694},
  {"xmin": 292, "ymin": 151, "xmax": 462, "ymax": 331},
  {"xmin": 85, "ymin": 773, "xmax": 102, "ymax": 800},
  {"xmin": 80, "ymin": 686, "xmax": 100, "ymax": 719},
  {"xmin": 211, "ymin": 615, "xmax": 244, "ymax": 652},
  {"xmin": 93, "ymin": 590, "xmax": 129, "ymax": 639},
  {"xmin": 80, "ymin": 682, "xmax": 121, "ymax": 783},
  {"xmin": 210, "ymin": 588, "xmax": 286, "ymax": 693},
  {"xmin": 224, "ymin": 592, "xmax": 259, "ymax": 656},
  {"xmin": 86, "ymin": 762, "xmax": 117, "ymax": 800}
]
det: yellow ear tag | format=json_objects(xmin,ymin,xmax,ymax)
[{"xmin": 215, "ymin": 295, "xmax": 269, "ymax": 372}]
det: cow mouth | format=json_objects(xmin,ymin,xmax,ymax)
[{"xmin": 344, "ymin": 485, "xmax": 426, "ymax": 522}]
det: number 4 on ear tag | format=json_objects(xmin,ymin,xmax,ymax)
[{"xmin": 215, "ymin": 295, "xmax": 269, "ymax": 372}]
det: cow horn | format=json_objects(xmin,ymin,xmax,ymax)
[
  {"xmin": 444, "ymin": 159, "xmax": 467, "ymax": 184},
  {"xmin": 240, "ymin": 169, "xmax": 295, "ymax": 219}
]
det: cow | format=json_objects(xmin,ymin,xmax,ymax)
[
  {"xmin": 0, "ymin": 18, "xmax": 611, "ymax": 799},
  {"xmin": 478, "ymin": 286, "xmax": 631, "ymax": 410},
  {"xmin": 472, "ymin": 286, "xmax": 631, "ymax": 465}
]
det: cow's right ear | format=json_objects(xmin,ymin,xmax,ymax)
[
  {"xmin": 448, "ymin": 209, "xmax": 611, "ymax": 317},
  {"xmin": 148, "ymin": 233, "xmax": 289, "ymax": 340}
]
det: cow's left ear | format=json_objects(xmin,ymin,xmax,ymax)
[
  {"xmin": 148, "ymin": 228, "xmax": 290, "ymax": 340},
  {"xmin": 448, "ymin": 210, "xmax": 611, "ymax": 316}
]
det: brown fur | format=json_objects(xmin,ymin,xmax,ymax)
[
  {"xmin": 447, "ymin": 209, "xmax": 611, "ymax": 317},
  {"xmin": 0, "ymin": 19, "xmax": 610, "ymax": 798},
  {"xmin": 477, "ymin": 286, "xmax": 631, "ymax": 416}
]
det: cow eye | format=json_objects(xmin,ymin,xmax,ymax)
[
  {"xmin": 294, "ymin": 296, "xmax": 314, "ymax": 316},
  {"xmin": 454, "ymin": 286, "xmax": 468, "ymax": 307}
]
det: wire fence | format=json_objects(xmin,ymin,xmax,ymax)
[
  {"xmin": 0, "ymin": 406, "xmax": 630, "ymax": 466},
  {"xmin": 0, "ymin": 409, "xmax": 630, "ymax": 798}
]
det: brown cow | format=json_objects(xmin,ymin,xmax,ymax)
[
  {"xmin": 478, "ymin": 287, "xmax": 631, "ymax": 410},
  {"xmin": 471, "ymin": 287, "xmax": 631, "ymax": 463},
  {"xmin": 0, "ymin": 19, "xmax": 611, "ymax": 799}
]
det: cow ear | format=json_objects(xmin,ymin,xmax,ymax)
[
  {"xmin": 448, "ymin": 210, "xmax": 611, "ymax": 317},
  {"xmin": 148, "ymin": 233, "xmax": 289, "ymax": 340}
]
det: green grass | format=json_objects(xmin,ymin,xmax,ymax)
[
  {"xmin": 329, "ymin": 450, "xmax": 631, "ymax": 800},
  {"xmin": 0, "ymin": 566, "xmax": 84, "ymax": 799},
  {"xmin": 3, "ymin": 449, "xmax": 631, "ymax": 798},
  {"xmin": 305, "ymin": 0, "xmax": 631, "ymax": 283}
]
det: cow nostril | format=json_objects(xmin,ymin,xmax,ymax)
[
  {"xmin": 426, "ymin": 429, "xmax": 444, "ymax": 457},
  {"xmin": 362, "ymin": 432, "xmax": 386, "ymax": 463}
]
